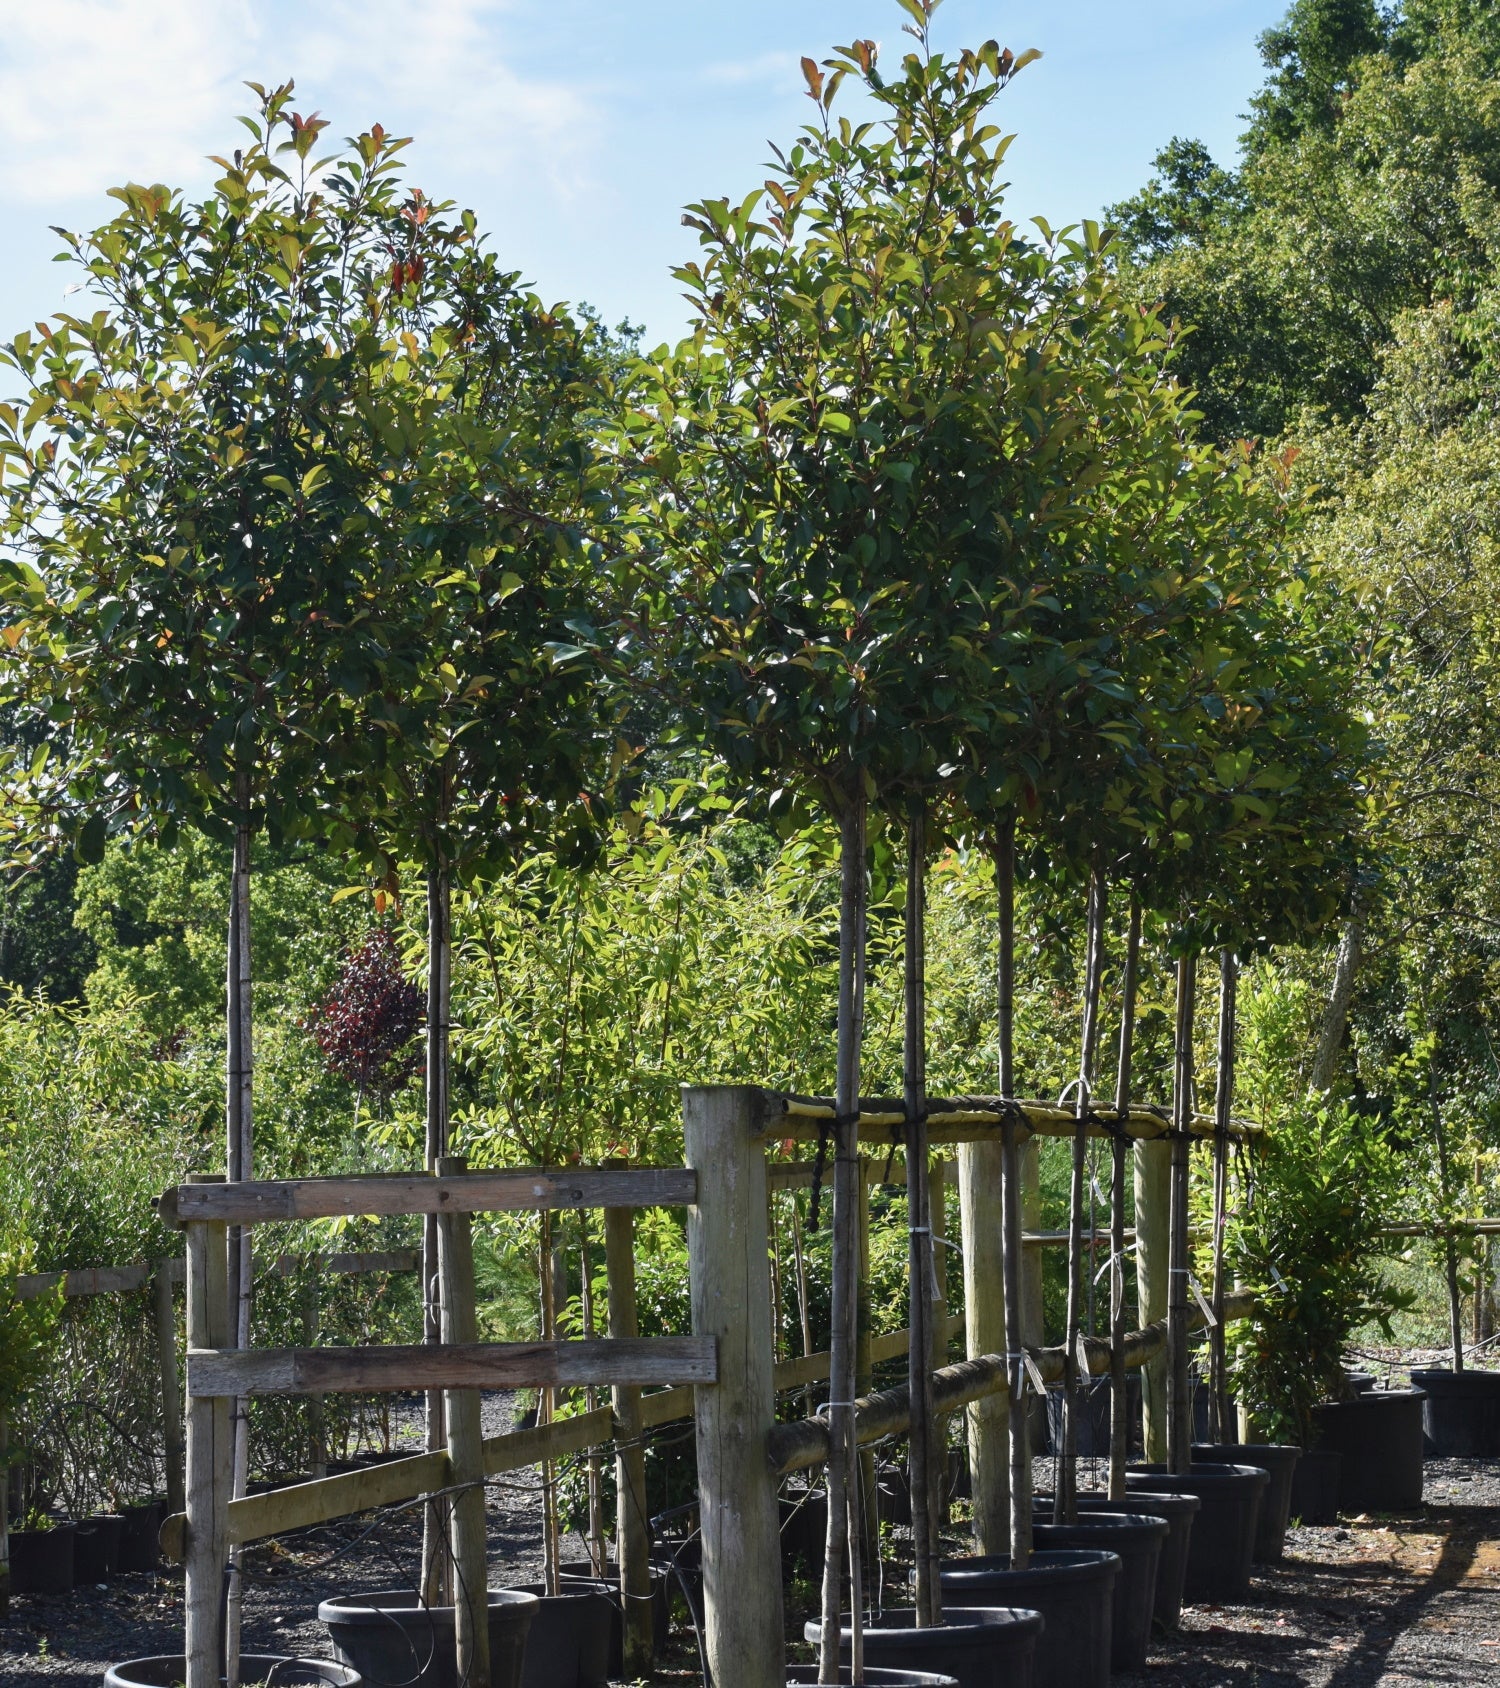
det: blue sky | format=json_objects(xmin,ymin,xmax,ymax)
[{"xmin": 0, "ymin": 0, "xmax": 1287, "ymax": 348}]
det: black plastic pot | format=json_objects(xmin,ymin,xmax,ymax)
[
  {"xmin": 1127, "ymin": 1464, "xmax": 1268, "ymax": 1604},
  {"xmin": 1410, "ymin": 1368, "xmax": 1500, "ymax": 1457},
  {"xmin": 806, "ymin": 1608, "xmax": 1043, "ymax": 1688},
  {"xmin": 875, "ymin": 1449, "xmax": 969, "ymax": 1526},
  {"xmin": 1031, "ymin": 1513, "xmax": 1164, "ymax": 1670},
  {"xmin": 1344, "ymin": 1370, "xmax": 1377, "ymax": 1394},
  {"xmin": 1312, "ymin": 1388, "xmax": 1425, "ymax": 1513},
  {"xmin": 1062, "ymin": 1491, "xmax": 1199, "ymax": 1629},
  {"xmin": 105, "ymin": 1658, "xmax": 360, "ymax": 1687},
  {"xmin": 938, "ymin": 1550, "xmax": 1118, "ymax": 1688},
  {"xmin": 557, "ymin": 1557, "xmax": 671, "ymax": 1658},
  {"xmin": 787, "ymin": 1669, "xmax": 958, "ymax": 1688},
  {"xmin": 515, "ymin": 1580, "xmax": 617, "ymax": 1688},
  {"xmin": 779, "ymin": 1483, "xmax": 829, "ymax": 1578},
  {"xmin": 1287, "ymin": 1448, "xmax": 1342, "ymax": 1525},
  {"xmin": 319, "ymin": 1587, "xmax": 537, "ymax": 1688},
  {"xmin": 1041, "ymin": 1375, "xmax": 1141, "ymax": 1458},
  {"xmin": 117, "ymin": 1501, "xmax": 165, "ymax": 1574},
  {"xmin": 8, "ymin": 1521, "xmax": 75, "ymax": 1594},
  {"xmin": 75, "ymin": 1512, "xmax": 126, "ymax": 1582},
  {"xmin": 1192, "ymin": 1443, "xmax": 1302, "ymax": 1563}
]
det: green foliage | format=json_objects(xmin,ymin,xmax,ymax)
[
  {"xmin": 1228, "ymin": 1100, "xmax": 1412, "ymax": 1445},
  {"xmin": 0, "ymin": 1243, "xmax": 60, "ymax": 1427}
]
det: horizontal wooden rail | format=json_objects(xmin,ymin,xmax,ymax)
[
  {"xmin": 1379, "ymin": 1219, "xmax": 1500, "ymax": 1238},
  {"xmin": 15, "ymin": 1248, "xmax": 420, "ymax": 1303},
  {"xmin": 160, "ymin": 1166, "xmax": 697, "ymax": 1227},
  {"xmin": 162, "ymin": 1402, "xmax": 626, "ymax": 1560},
  {"xmin": 186, "ymin": 1337, "xmax": 717, "ymax": 1397},
  {"xmin": 767, "ymin": 1289, "xmax": 1257, "ymax": 1473},
  {"xmin": 768, "ymin": 1091, "xmax": 1258, "ymax": 1144},
  {"xmin": 271, "ymin": 1249, "xmax": 420, "ymax": 1276}
]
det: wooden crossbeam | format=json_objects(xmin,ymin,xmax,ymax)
[
  {"xmin": 271, "ymin": 1249, "xmax": 420, "ymax": 1277},
  {"xmin": 768, "ymin": 1091, "xmax": 1258, "ymax": 1143},
  {"xmin": 160, "ymin": 1166, "xmax": 697, "ymax": 1227},
  {"xmin": 186, "ymin": 1337, "xmax": 717, "ymax": 1397}
]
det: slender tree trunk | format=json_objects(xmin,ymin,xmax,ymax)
[
  {"xmin": 1309, "ymin": 907, "xmax": 1363, "ymax": 1093},
  {"xmin": 422, "ymin": 865, "xmax": 453, "ymax": 1602},
  {"xmin": 819, "ymin": 793, "xmax": 867, "ymax": 1683},
  {"xmin": 995, "ymin": 818, "xmax": 1033, "ymax": 1569},
  {"xmin": 1427, "ymin": 1054, "xmax": 1465, "ymax": 1372},
  {"xmin": 904, "ymin": 801, "xmax": 940, "ymax": 1624},
  {"xmin": 1109, "ymin": 896, "xmax": 1141, "ymax": 1500},
  {"xmin": 1209, "ymin": 951, "xmax": 1237, "ymax": 1442},
  {"xmin": 580, "ymin": 1219, "xmax": 607, "ymax": 1576},
  {"xmin": 541, "ymin": 1220, "xmax": 565, "ymax": 1594},
  {"xmin": 1167, "ymin": 951, "xmax": 1197, "ymax": 1475},
  {"xmin": 224, "ymin": 771, "xmax": 253, "ymax": 1687},
  {"xmin": 1059, "ymin": 864, "xmax": 1105, "ymax": 1522}
]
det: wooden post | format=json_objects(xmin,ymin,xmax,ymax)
[
  {"xmin": 1109, "ymin": 897, "xmax": 1141, "ymax": 1501},
  {"xmin": 185, "ymin": 1178, "xmax": 231, "ymax": 1688},
  {"xmin": 301, "ymin": 1265, "xmax": 327, "ymax": 1480},
  {"xmin": 423, "ymin": 866, "xmax": 453, "ymax": 1603},
  {"xmin": 604, "ymin": 1197, "xmax": 654, "ymax": 1677},
  {"xmin": 1209, "ymin": 951, "xmax": 1237, "ymax": 1443},
  {"xmin": 155, "ymin": 1258, "xmax": 186, "ymax": 1516},
  {"xmin": 684, "ymin": 1086, "xmax": 783, "ymax": 1688},
  {"xmin": 856, "ymin": 1163, "xmax": 878, "ymax": 1564},
  {"xmin": 438, "ymin": 1156, "xmax": 491, "ymax": 1688},
  {"xmin": 958, "ymin": 1141, "xmax": 1008, "ymax": 1552},
  {"xmin": 1134, "ymin": 1137, "xmax": 1171, "ymax": 1465}
]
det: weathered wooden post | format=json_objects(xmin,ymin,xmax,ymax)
[
  {"xmin": 604, "ymin": 1195, "xmax": 654, "ymax": 1676},
  {"xmin": 958, "ymin": 1140, "xmax": 1008, "ymax": 1551},
  {"xmin": 930, "ymin": 1160, "xmax": 950, "ymax": 1530},
  {"xmin": 684, "ymin": 1086, "xmax": 783, "ymax": 1688},
  {"xmin": 437, "ymin": 1156, "xmax": 491, "ymax": 1688},
  {"xmin": 856, "ymin": 1162, "xmax": 879, "ymax": 1561},
  {"xmin": 1134, "ymin": 1139, "xmax": 1171, "ymax": 1464},
  {"xmin": 1166, "ymin": 953, "xmax": 1198, "ymax": 1475},
  {"xmin": 154, "ymin": 1258, "xmax": 186, "ymax": 1517},
  {"xmin": 184, "ymin": 1176, "xmax": 231, "ymax": 1688}
]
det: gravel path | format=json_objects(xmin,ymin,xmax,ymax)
[{"xmin": 7, "ymin": 1437, "xmax": 1500, "ymax": 1686}]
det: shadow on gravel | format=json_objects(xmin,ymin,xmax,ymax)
[{"xmin": 1320, "ymin": 1507, "xmax": 1481, "ymax": 1688}]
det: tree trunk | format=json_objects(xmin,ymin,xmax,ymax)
[
  {"xmin": 1209, "ymin": 951, "xmax": 1237, "ymax": 1443},
  {"xmin": 1109, "ymin": 896, "xmax": 1141, "ymax": 1501},
  {"xmin": 1309, "ymin": 908, "xmax": 1363, "ymax": 1093},
  {"xmin": 1059, "ymin": 864, "xmax": 1105, "ymax": 1523},
  {"xmin": 818, "ymin": 792, "xmax": 867, "ymax": 1682},
  {"xmin": 904, "ymin": 801, "xmax": 940, "ymax": 1624},
  {"xmin": 422, "ymin": 865, "xmax": 453, "ymax": 1602},
  {"xmin": 1167, "ymin": 951, "xmax": 1197, "ymax": 1475},
  {"xmin": 224, "ymin": 774, "xmax": 253, "ymax": 1688},
  {"xmin": 1428, "ymin": 1055, "xmax": 1465, "ymax": 1373},
  {"xmin": 995, "ymin": 819, "xmax": 1033, "ymax": 1570}
]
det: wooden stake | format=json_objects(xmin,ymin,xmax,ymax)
[
  {"xmin": 438, "ymin": 1156, "xmax": 491, "ymax": 1688},
  {"xmin": 856, "ymin": 1163, "xmax": 879, "ymax": 1568},
  {"xmin": 1109, "ymin": 897, "xmax": 1141, "ymax": 1501},
  {"xmin": 422, "ymin": 866, "xmax": 453, "ymax": 1603},
  {"xmin": 995, "ymin": 819, "xmax": 1033, "ymax": 1570},
  {"xmin": 685, "ymin": 1086, "xmax": 784, "ymax": 1688},
  {"xmin": 958, "ymin": 1136, "xmax": 1008, "ymax": 1552},
  {"xmin": 155, "ymin": 1257, "xmax": 186, "ymax": 1516},
  {"xmin": 1166, "ymin": 951, "xmax": 1197, "ymax": 1475},
  {"xmin": 819, "ymin": 796, "xmax": 867, "ymax": 1682},
  {"xmin": 930, "ymin": 1161, "xmax": 950, "ymax": 1529},
  {"xmin": 1208, "ymin": 951, "xmax": 1237, "ymax": 1443},
  {"xmin": 301, "ymin": 1266, "xmax": 327, "ymax": 1480},
  {"xmin": 185, "ymin": 1179, "xmax": 231, "ymax": 1688},
  {"xmin": 1059, "ymin": 864, "xmax": 1105, "ymax": 1523},
  {"xmin": 904, "ymin": 801, "xmax": 940, "ymax": 1625},
  {"xmin": 224, "ymin": 785, "xmax": 253, "ymax": 1688},
  {"xmin": 604, "ymin": 1197, "xmax": 654, "ymax": 1677},
  {"xmin": 579, "ymin": 1220, "xmax": 606, "ymax": 1576}
]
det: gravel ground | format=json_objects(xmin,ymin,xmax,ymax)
[{"xmin": 7, "ymin": 1419, "xmax": 1500, "ymax": 1688}]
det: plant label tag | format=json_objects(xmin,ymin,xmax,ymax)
[
  {"xmin": 1076, "ymin": 1330, "xmax": 1092, "ymax": 1375},
  {"xmin": 1188, "ymin": 1275, "xmax": 1217, "ymax": 1326},
  {"xmin": 1024, "ymin": 1353, "xmax": 1047, "ymax": 1396}
]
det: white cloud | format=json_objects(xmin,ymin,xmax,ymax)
[
  {"xmin": 701, "ymin": 50, "xmax": 799, "ymax": 89},
  {"xmin": 0, "ymin": 0, "xmax": 596, "ymax": 210}
]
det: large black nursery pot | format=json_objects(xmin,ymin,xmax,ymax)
[
  {"xmin": 514, "ymin": 1577, "xmax": 618, "ymax": 1688},
  {"xmin": 1193, "ymin": 1443, "xmax": 1302, "ymax": 1562},
  {"xmin": 319, "ymin": 1587, "xmax": 537, "ymax": 1688},
  {"xmin": 1042, "ymin": 1375, "xmax": 1141, "ymax": 1458},
  {"xmin": 1312, "ymin": 1387, "xmax": 1425, "ymax": 1512},
  {"xmin": 1062, "ymin": 1491, "xmax": 1199, "ymax": 1629},
  {"xmin": 105, "ymin": 1657, "xmax": 360, "ymax": 1688},
  {"xmin": 1410, "ymin": 1368, "xmax": 1500, "ymax": 1457},
  {"xmin": 117, "ymin": 1500, "xmax": 165, "ymax": 1574},
  {"xmin": 787, "ymin": 1668, "xmax": 958, "ymax": 1688},
  {"xmin": 806, "ymin": 1607, "xmax": 1044, "ymax": 1688},
  {"xmin": 8, "ymin": 1519, "xmax": 75, "ymax": 1594},
  {"xmin": 1127, "ymin": 1464, "xmax": 1268, "ymax": 1604},
  {"xmin": 1287, "ymin": 1448, "xmax": 1342, "ymax": 1525},
  {"xmin": 75, "ymin": 1511, "xmax": 126, "ymax": 1582},
  {"xmin": 939, "ymin": 1550, "xmax": 1118, "ymax": 1688},
  {"xmin": 558, "ymin": 1556, "xmax": 672, "ymax": 1658},
  {"xmin": 1031, "ymin": 1511, "xmax": 1165, "ymax": 1670}
]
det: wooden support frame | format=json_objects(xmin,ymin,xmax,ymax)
[
  {"xmin": 685, "ymin": 1086, "xmax": 784, "ymax": 1688},
  {"xmin": 161, "ymin": 1167, "xmax": 697, "ymax": 1227},
  {"xmin": 186, "ymin": 1337, "xmax": 716, "ymax": 1396},
  {"xmin": 768, "ymin": 1092, "xmax": 1258, "ymax": 1144}
]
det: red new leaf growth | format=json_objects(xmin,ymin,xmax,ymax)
[{"xmin": 307, "ymin": 929, "xmax": 423, "ymax": 1101}]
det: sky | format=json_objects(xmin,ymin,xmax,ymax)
[{"xmin": 0, "ymin": 0, "xmax": 1288, "ymax": 348}]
